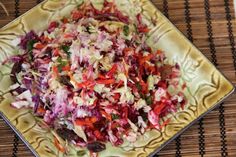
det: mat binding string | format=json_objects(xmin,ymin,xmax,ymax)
[{"xmin": 0, "ymin": 2, "xmax": 9, "ymax": 16}]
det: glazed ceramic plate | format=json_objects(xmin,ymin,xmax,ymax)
[{"xmin": 0, "ymin": 0, "xmax": 235, "ymax": 157}]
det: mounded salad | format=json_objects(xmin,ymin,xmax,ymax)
[{"xmin": 7, "ymin": 0, "xmax": 186, "ymax": 155}]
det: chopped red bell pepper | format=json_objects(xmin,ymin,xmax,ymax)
[
  {"xmin": 113, "ymin": 93, "xmax": 120, "ymax": 101},
  {"xmin": 98, "ymin": 73, "xmax": 107, "ymax": 79},
  {"xmin": 180, "ymin": 99, "xmax": 186, "ymax": 110},
  {"xmin": 154, "ymin": 102, "xmax": 166, "ymax": 115},
  {"xmin": 138, "ymin": 26, "xmax": 150, "ymax": 33},
  {"xmin": 72, "ymin": 10, "xmax": 83, "ymax": 21},
  {"xmin": 122, "ymin": 106, "xmax": 129, "ymax": 119},
  {"xmin": 106, "ymin": 64, "xmax": 117, "ymax": 77},
  {"xmin": 139, "ymin": 80, "xmax": 148, "ymax": 94},
  {"xmin": 76, "ymin": 80, "xmax": 95, "ymax": 88},
  {"xmin": 53, "ymin": 48, "xmax": 60, "ymax": 57},
  {"xmin": 157, "ymin": 81, "xmax": 168, "ymax": 89},
  {"xmin": 94, "ymin": 130, "xmax": 104, "ymax": 140}
]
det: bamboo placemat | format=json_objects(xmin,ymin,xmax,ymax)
[{"xmin": 0, "ymin": 0, "xmax": 235, "ymax": 157}]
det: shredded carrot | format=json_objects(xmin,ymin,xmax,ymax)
[
  {"xmin": 54, "ymin": 138, "xmax": 66, "ymax": 153},
  {"xmin": 62, "ymin": 17, "xmax": 69, "ymax": 24},
  {"xmin": 101, "ymin": 110, "xmax": 112, "ymax": 121},
  {"xmin": 62, "ymin": 65, "xmax": 71, "ymax": 71},
  {"xmin": 44, "ymin": 36, "xmax": 52, "ymax": 42},
  {"xmin": 139, "ymin": 80, "xmax": 148, "ymax": 94},
  {"xmin": 140, "ymin": 53, "xmax": 153, "ymax": 64},
  {"xmin": 75, "ymin": 117, "xmax": 97, "ymax": 128},
  {"xmin": 106, "ymin": 64, "xmax": 117, "ymax": 77},
  {"xmin": 156, "ymin": 50, "xmax": 162, "ymax": 55},
  {"xmin": 37, "ymin": 106, "xmax": 46, "ymax": 115},
  {"xmin": 64, "ymin": 33, "xmax": 74, "ymax": 38},
  {"xmin": 111, "ymin": 122, "xmax": 119, "ymax": 129},
  {"xmin": 34, "ymin": 43, "xmax": 45, "ymax": 49},
  {"xmin": 89, "ymin": 117, "xmax": 98, "ymax": 123},
  {"xmin": 98, "ymin": 73, "xmax": 107, "ymax": 79},
  {"xmin": 123, "ymin": 47, "xmax": 134, "ymax": 56},
  {"xmin": 75, "ymin": 119, "xmax": 94, "ymax": 128}
]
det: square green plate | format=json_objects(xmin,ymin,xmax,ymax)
[{"xmin": 0, "ymin": 0, "xmax": 235, "ymax": 157}]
